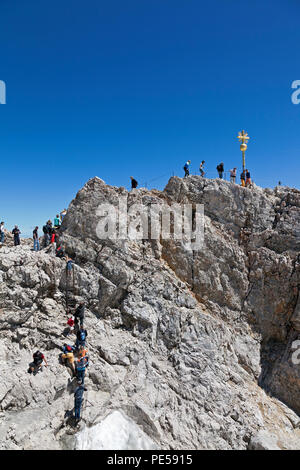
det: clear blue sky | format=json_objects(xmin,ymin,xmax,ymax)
[{"xmin": 0, "ymin": 0, "xmax": 300, "ymax": 237}]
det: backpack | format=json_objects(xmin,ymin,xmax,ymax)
[
  {"xmin": 33, "ymin": 351, "xmax": 43, "ymax": 360},
  {"xmin": 79, "ymin": 330, "xmax": 86, "ymax": 342}
]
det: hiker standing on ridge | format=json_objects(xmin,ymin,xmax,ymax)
[
  {"xmin": 12, "ymin": 226, "xmax": 21, "ymax": 246},
  {"xmin": 130, "ymin": 176, "xmax": 138, "ymax": 190},
  {"xmin": 216, "ymin": 162, "xmax": 224, "ymax": 179},
  {"xmin": 54, "ymin": 214, "xmax": 61, "ymax": 229},
  {"xmin": 230, "ymin": 168, "xmax": 237, "ymax": 184},
  {"xmin": 245, "ymin": 169, "xmax": 252, "ymax": 187},
  {"xmin": 183, "ymin": 160, "xmax": 191, "ymax": 177},
  {"xmin": 33, "ymin": 226, "xmax": 40, "ymax": 251},
  {"xmin": 0, "ymin": 222, "xmax": 5, "ymax": 244},
  {"xmin": 240, "ymin": 170, "xmax": 246, "ymax": 187},
  {"xmin": 200, "ymin": 161, "xmax": 205, "ymax": 177}
]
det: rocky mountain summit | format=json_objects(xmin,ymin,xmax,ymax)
[{"xmin": 1, "ymin": 176, "xmax": 300, "ymax": 450}]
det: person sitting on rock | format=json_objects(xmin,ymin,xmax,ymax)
[
  {"xmin": 28, "ymin": 350, "xmax": 48, "ymax": 374},
  {"xmin": 61, "ymin": 344, "xmax": 76, "ymax": 376}
]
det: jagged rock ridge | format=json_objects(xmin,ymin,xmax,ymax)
[{"xmin": 1, "ymin": 176, "xmax": 300, "ymax": 450}]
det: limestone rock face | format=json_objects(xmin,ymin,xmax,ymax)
[{"xmin": 1, "ymin": 176, "xmax": 300, "ymax": 450}]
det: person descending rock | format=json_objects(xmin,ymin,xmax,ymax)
[
  {"xmin": 28, "ymin": 350, "xmax": 48, "ymax": 374},
  {"xmin": 240, "ymin": 170, "xmax": 246, "ymax": 187},
  {"xmin": 230, "ymin": 168, "xmax": 237, "ymax": 184},
  {"xmin": 12, "ymin": 226, "xmax": 21, "ymax": 246},
  {"xmin": 130, "ymin": 176, "xmax": 138, "ymax": 190},
  {"xmin": 76, "ymin": 355, "xmax": 89, "ymax": 385},
  {"xmin": 245, "ymin": 169, "xmax": 252, "ymax": 187},
  {"xmin": 216, "ymin": 162, "xmax": 224, "ymax": 179},
  {"xmin": 199, "ymin": 160, "xmax": 205, "ymax": 177},
  {"xmin": 0, "ymin": 221, "xmax": 5, "ymax": 244},
  {"xmin": 66, "ymin": 256, "xmax": 73, "ymax": 276},
  {"xmin": 73, "ymin": 385, "xmax": 85, "ymax": 423},
  {"xmin": 61, "ymin": 344, "xmax": 76, "ymax": 375},
  {"xmin": 54, "ymin": 214, "xmax": 61, "ymax": 229},
  {"xmin": 76, "ymin": 325, "xmax": 88, "ymax": 349},
  {"xmin": 33, "ymin": 226, "xmax": 40, "ymax": 252},
  {"xmin": 183, "ymin": 160, "xmax": 191, "ymax": 178},
  {"xmin": 74, "ymin": 303, "xmax": 85, "ymax": 328}
]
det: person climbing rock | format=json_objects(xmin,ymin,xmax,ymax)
[
  {"xmin": 64, "ymin": 316, "xmax": 75, "ymax": 336},
  {"xmin": 230, "ymin": 168, "xmax": 237, "ymax": 183},
  {"xmin": 33, "ymin": 226, "xmax": 40, "ymax": 252},
  {"xmin": 0, "ymin": 221, "xmax": 5, "ymax": 244},
  {"xmin": 60, "ymin": 209, "xmax": 67, "ymax": 221},
  {"xmin": 54, "ymin": 214, "xmax": 61, "ymax": 228},
  {"xmin": 76, "ymin": 355, "xmax": 89, "ymax": 385},
  {"xmin": 183, "ymin": 160, "xmax": 191, "ymax": 178},
  {"xmin": 74, "ymin": 303, "xmax": 85, "ymax": 328},
  {"xmin": 245, "ymin": 169, "xmax": 252, "ymax": 187},
  {"xmin": 240, "ymin": 170, "xmax": 246, "ymax": 187},
  {"xmin": 199, "ymin": 161, "xmax": 205, "ymax": 177},
  {"xmin": 130, "ymin": 176, "xmax": 138, "ymax": 189},
  {"xmin": 78, "ymin": 345, "xmax": 88, "ymax": 359},
  {"xmin": 73, "ymin": 385, "xmax": 85, "ymax": 423},
  {"xmin": 216, "ymin": 162, "xmax": 224, "ymax": 179},
  {"xmin": 28, "ymin": 350, "xmax": 48, "ymax": 374},
  {"xmin": 76, "ymin": 325, "xmax": 88, "ymax": 349},
  {"xmin": 61, "ymin": 344, "xmax": 76, "ymax": 375},
  {"xmin": 12, "ymin": 226, "xmax": 21, "ymax": 246},
  {"xmin": 56, "ymin": 244, "xmax": 65, "ymax": 258},
  {"xmin": 66, "ymin": 256, "xmax": 73, "ymax": 276}
]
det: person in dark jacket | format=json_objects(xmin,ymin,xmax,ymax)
[
  {"xmin": 216, "ymin": 162, "xmax": 224, "ymax": 179},
  {"xmin": 12, "ymin": 226, "xmax": 21, "ymax": 246},
  {"xmin": 76, "ymin": 325, "xmax": 88, "ymax": 349},
  {"xmin": 74, "ymin": 303, "xmax": 85, "ymax": 327},
  {"xmin": 73, "ymin": 385, "xmax": 85, "ymax": 422},
  {"xmin": 130, "ymin": 176, "xmax": 138, "ymax": 189}
]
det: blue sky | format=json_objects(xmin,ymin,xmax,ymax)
[{"xmin": 0, "ymin": 0, "xmax": 300, "ymax": 237}]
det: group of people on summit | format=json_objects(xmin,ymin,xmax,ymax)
[{"xmin": 183, "ymin": 160, "xmax": 252, "ymax": 187}]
